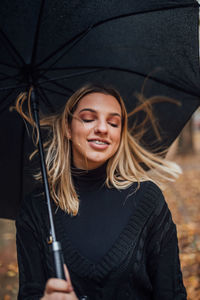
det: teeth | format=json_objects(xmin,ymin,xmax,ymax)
[{"xmin": 91, "ymin": 140, "xmax": 107, "ymax": 145}]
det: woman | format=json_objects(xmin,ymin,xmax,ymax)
[{"xmin": 16, "ymin": 84, "xmax": 187, "ymax": 299}]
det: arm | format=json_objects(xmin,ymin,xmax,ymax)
[
  {"xmin": 16, "ymin": 195, "xmax": 79, "ymax": 300},
  {"xmin": 16, "ymin": 212, "xmax": 47, "ymax": 299},
  {"xmin": 147, "ymin": 193, "xmax": 187, "ymax": 300}
]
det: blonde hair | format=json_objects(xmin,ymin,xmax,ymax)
[{"xmin": 14, "ymin": 84, "xmax": 181, "ymax": 216}]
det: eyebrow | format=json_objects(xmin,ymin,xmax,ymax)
[{"xmin": 79, "ymin": 108, "xmax": 121, "ymax": 117}]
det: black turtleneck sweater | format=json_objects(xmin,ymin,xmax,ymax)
[
  {"xmin": 59, "ymin": 162, "xmax": 140, "ymax": 263},
  {"xmin": 16, "ymin": 164, "xmax": 187, "ymax": 300}
]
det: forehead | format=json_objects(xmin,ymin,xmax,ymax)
[{"xmin": 75, "ymin": 92, "xmax": 121, "ymax": 114}]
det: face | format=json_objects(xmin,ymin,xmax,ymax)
[{"xmin": 67, "ymin": 92, "xmax": 122, "ymax": 170}]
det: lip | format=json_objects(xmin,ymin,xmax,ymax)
[{"xmin": 88, "ymin": 139, "xmax": 110, "ymax": 150}]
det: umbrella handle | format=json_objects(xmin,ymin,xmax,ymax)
[
  {"xmin": 52, "ymin": 241, "xmax": 66, "ymax": 280},
  {"xmin": 30, "ymin": 88, "xmax": 66, "ymax": 280}
]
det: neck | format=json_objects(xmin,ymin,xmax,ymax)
[{"xmin": 71, "ymin": 161, "xmax": 108, "ymax": 192}]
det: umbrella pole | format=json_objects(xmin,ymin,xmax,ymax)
[{"xmin": 31, "ymin": 89, "xmax": 65, "ymax": 280}]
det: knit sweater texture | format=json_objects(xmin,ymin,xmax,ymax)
[{"xmin": 16, "ymin": 165, "xmax": 187, "ymax": 300}]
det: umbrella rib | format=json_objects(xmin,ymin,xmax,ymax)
[
  {"xmin": 36, "ymin": 26, "xmax": 92, "ymax": 69},
  {"xmin": 42, "ymin": 74, "xmax": 74, "ymax": 94},
  {"xmin": 31, "ymin": 0, "xmax": 46, "ymax": 67},
  {"xmin": 0, "ymin": 75, "xmax": 16, "ymax": 82},
  {"xmin": 38, "ymin": 68, "xmax": 104, "ymax": 84},
  {"xmin": 37, "ymin": 0, "xmax": 64, "ymax": 24},
  {"xmin": 38, "ymin": 66, "xmax": 200, "ymax": 100},
  {"xmin": 91, "ymin": 2, "xmax": 199, "ymax": 29},
  {"xmin": 0, "ymin": 71, "xmax": 20, "ymax": 81},
  {"xmin": 108, "ymin": 66, "xmax": 200, "ymax": 100},
  {"xmin": 41, "ymin": 86, "xmax": 73, "ymax": 97},
  {"xmin": 0, "ymin": 88, "xmax": 19, "ymax": 113},
  {"xmin": 0, "ymin": 83, "xmax": 29, "ymax": 91},
  {"xmin": 0, "ymin": 30, "xmax": 25, "ymax": 66},
  {"xmin": 36, "ymin": 2, "xmax": 199, "ymax": 70},
  {"xmin": 0, "ymin": 62, "xmax": 18, "ymax": 70},
  {"xmin": 37, "ymin": 87, "xmax": 57, "ymax": 113}
]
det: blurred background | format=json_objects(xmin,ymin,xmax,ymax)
[{"xmin": 0, "ymin": 109, "xmax": 200, "ymax": 300}]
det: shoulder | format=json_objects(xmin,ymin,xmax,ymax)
[
  {"xmin": 131, "ymin": 180, "xmax": 165, "ymax": 208},
  {"xmin": 123, "ymin": 180, "xmax": 166, "ymax": 215},
  {"xmin": 123, "ymin": 181, "xmax": 168, "ymax": 223},
  {"xmin": 141, "ymin": 181, "xmax": 166, "ymax": 208},
  {"xmin": 133, "ymin": 181, "xmax": 173, "ymax": 225},
  {"xmin": 141, "ymin": 182, "xmax": 176, "ymax": 241},
  {"xmin": 139, "ymin": 180, "xmax": 163, "ymax": 197}
]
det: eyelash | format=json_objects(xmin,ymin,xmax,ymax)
[
  {"xmin": 82, "ymin": 119, "xmax": 93, "ymax": 123},
  {"xmin": 82, "ymin": 119, "xmax": 119, "ymax": 128}
]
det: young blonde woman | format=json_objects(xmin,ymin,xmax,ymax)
[{"xmin": 16, "ymin": 84, "xmax": 186, "ymax": 300}]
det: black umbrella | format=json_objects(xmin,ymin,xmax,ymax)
[{"xmin": 0, "ymin": 0, "xmax": 200, "ymax": 219}]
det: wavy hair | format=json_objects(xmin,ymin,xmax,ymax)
[{"xmin": 14, "ymin": 84, "xmax": 181, "ymax": 215}]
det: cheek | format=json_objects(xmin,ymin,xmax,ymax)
[
  {"xmin": 112, "ymin": 130, "xmax": 121, "ymax": 147},
  {"xmin": 71, "ymin": 121, "xmax": 91, "ymax": 140}
]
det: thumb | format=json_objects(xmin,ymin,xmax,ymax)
[{"xmin": 63, "ymin": 264, "xmax": 74, "ymax": 292}]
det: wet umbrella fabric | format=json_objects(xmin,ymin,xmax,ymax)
[{"xmin": 0, "ymin": 0, "xmax": 200, "ymax": 219}]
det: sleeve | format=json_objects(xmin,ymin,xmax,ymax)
[
  {"xmin": 16, "ymin": 195, "xmax": 52, "ymax": 300},
  {"xmin": 147, "ymin": 191, "xmax": 187, "ymax": 300}
]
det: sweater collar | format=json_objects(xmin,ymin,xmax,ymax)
[{"xmin": 71, "ymin": 161, "xmax": 107, "ymax": 191}]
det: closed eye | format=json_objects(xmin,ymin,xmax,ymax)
[
  {"xmin": 82, "ymin": 119, "xmax": 94, "ymax": 123},
  {"xmin": 109, "ymin": 123, "xmax": 119, "ymax": 128}
]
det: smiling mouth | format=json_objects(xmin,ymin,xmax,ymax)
[{"xmin": 88, "ymin": 139, "xmax": 109, "ymax": 145}]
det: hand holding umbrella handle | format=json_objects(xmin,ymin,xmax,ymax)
[{"xmin": 53, "ymin": 242, "xmax": 90, "ymax": 300}]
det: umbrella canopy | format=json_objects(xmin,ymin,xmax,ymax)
[{"xmin": 0, "ymin": 0, "xmax": 200, "ymax": 219}]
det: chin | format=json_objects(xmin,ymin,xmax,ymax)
[{"xmin": 84, "ymin": 156, "xmax": 109, "ymax": 169}]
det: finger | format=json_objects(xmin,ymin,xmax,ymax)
[
  {"xmin": 43, "ymin": 291, "xmax": 76, "ymax": 299},
  {"xmin": 45, "ymin": 278, "xmax": 69, "ymax": 294},
  {"xmin": 63, "ymin": 264, "xmax": 74, "ymax": 292}
]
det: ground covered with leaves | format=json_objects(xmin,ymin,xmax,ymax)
[
  {"xmin": 164, "ymin": 153, "xmax": 200, "ymax": 300},
  {"xmin": 0, "ymin": 152, "xmax": 200, "ymax": 299}
]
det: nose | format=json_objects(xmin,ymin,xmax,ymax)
[{"xmin": 94, "ymin": 118, "xmax": 108, "ymax": 134}]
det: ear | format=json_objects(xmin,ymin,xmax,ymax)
[{"xmin": 66, "ymin": 124, "xmax": 72, "ymax": 140}]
